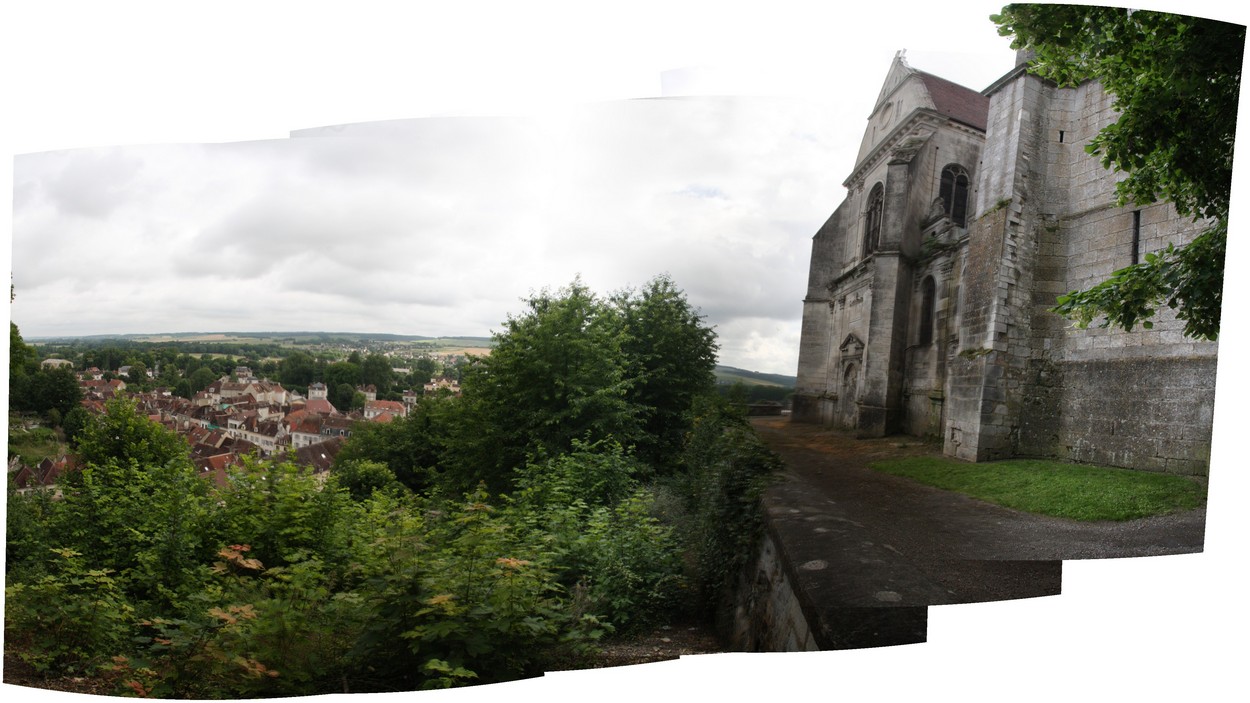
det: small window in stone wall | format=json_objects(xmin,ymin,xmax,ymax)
[
  {"xmin": 863, "ymin": 183, "xmax": 884, "ymax": 257},
  {"xmin": 939, "ymin": 164, "xmax": 970, "ymax": 227},
  {"xmin": 1131, "ymin": 209, "xmax": 1141, "ymax": 265},
  {"xmin": 918, "ymin": 276, "xmax": 936, "ymax": 346}
]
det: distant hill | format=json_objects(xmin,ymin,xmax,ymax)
[
  {"xmin": 714, "ymin": 366, "xmax": 795, "ymax": 388},
  {"xmin": 29, "ymin": 331, "xmax": 494, "ymax": 347}
]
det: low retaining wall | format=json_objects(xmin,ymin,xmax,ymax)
[
  {"xmin": 726, "ymin": 531, "xmax": 820, "ymax": 651},
  {"xmin": 724, "ymin": 483, "xmax": 930, "ymax": 651}
]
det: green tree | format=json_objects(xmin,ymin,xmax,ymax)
[
  {"xmin": 281, "ymin": 351, "xmax": 316, "ymax": 388},
  {"xmin": 361, "ymin": 354, "xmax": 394, "ymax": 395},
  {"xmin": 10, "ymin": 321, "xmax": 37, "ymax": 374},
  {"xmin": 452, "ymin": 280, "xmax": 640, "ymax": 491},
  {"xmin": 992, "ymin": 5, "xmax": 1245, "ymax": 340},
  {"xmin": 330, "ymin": 382, "xmax": 359, "ymax": 411},
  {"xmin": 62, "ymin": 406, "xmax": 92, "ymax": 445},
  {"xmin": 188, "ymin": 366, "xmax": 218, "ymax": 394},
  {"xmin": 614, "ymin": 275, "xmax": 719, "ymax": 469},
  {"xmin": 412, "ymin": 357, "xmax": 440, "ymax": 384},
  {"xmin": 323, "ymin": 361, "xmax": 362, "ymax": 392},
  {"xmin": 12, "ymin": 366, "xmax": 84, "ymax": 419},
  {"xmin": 54, "ymin": 400, "xmax": 214, "ymax": 604},
  {"xmin": 71, "ymin": 397, "xmax": 189, "ymax": 470},
  {"xmin": 215, "ymin": 457, "xmax": 353, "ymax": 569},
  {"xmin": 126, "ymin": 360, "xmax": 149, "ymax": 386},
  {"xmin": 333, "ymin": 396, "xmax": 453, "ymax": 493},
  {"xmin": 8, "ymin": 322, "xmax": 38, "ymax": 410},
  {"xmin": 331, "ymin": 459, "xmax": 404, "ymax": 500}
]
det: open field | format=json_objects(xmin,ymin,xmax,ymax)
[{"xmin": 714, "ymin": 366, "xmax": 795, "ymax": 388}]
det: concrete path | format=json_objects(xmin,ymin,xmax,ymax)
[{"xmin": 750, "ymin": 417, "xmax": 1206, "ymax": 648}]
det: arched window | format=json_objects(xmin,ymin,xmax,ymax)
[
  {"xmin": 863, "ymin": 183, "xmax": 884, "ymax": 258},
  {"xmin": 939, "ymin": 165, "xmax": 970, "ymax": 227},
  {"xmin": 918, "ymin": 276, "xmax": 936, "ymax": 346}
]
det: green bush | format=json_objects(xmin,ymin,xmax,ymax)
[
  {"xmin": 4, "ymin": 548, "xmax": 135, "ymax": 675},
  {"xmin": 678, "ymin": 397, "xmax": 781, "ymax": 610},
  {"xmin": 575, "ymin": 488, "xmax": 685, "ymax": 631},
  {"xmin": 113, "ymin": 548, "xmax": 368, "ymax": 698},
  {"xmin": 353, "ymin": 489, "xmax": 596, "ymax": 691}
]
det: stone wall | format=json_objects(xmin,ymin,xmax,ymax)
[
  {"xmin": 1018, "ymin": 356, "xmax": 1215, "ymax": 475},
  {"xmin": 726, "ymin": 533, "xmax": 821, "ymax": 652},
  {"xmin": 1012, "ymin": 77, "xmax": 1219, "ymax": 473}
]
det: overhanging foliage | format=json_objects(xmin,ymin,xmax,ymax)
[{"xmin": 993, "ymin": 4, "xmax": 1245, "ymax": 340}]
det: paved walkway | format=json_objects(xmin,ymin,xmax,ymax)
[{"xmin": 749, "ymin": 417, "xmax": 1206, "ymax": 647}]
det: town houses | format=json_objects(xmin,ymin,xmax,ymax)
[{"xmin": 47, "ymin": 368, "xmax": 420, "ymax": 487}]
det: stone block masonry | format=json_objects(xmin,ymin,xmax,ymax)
[{"xmin": 1019, "ymin": 356, "xmax": 1216, "ymax": 475}]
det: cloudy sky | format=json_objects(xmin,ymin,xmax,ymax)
[
  {"xmin": 5, "ymin": 2, "xmax": 1030, "ymax": 376},
  {"xmin": 4, "ymin": 1, "xmax": 1249, "ymax": 700}
]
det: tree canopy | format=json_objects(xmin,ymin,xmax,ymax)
[
  {"xmin": 8, "ymin": 322, "xmax": 84, "ymax": 419},
  {"xmin": 614, "ymin": 274, "xmax": 719, "ymax": 466},
  {"xmin": 992, "ymin": 4, "xmax": 1245, "ymax": 340},
  {"xmin": 336, "ymin": 276, "xmax": 720, "ymax": 494}
]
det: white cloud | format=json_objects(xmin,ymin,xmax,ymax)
[{"xmin": 12, "ymin": 95, "xmax": 842, "ymax": 374}]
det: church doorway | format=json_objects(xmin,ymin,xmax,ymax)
[{"xmin": 840, "ymin": 361, "xmax": 859, "ymax": 428}]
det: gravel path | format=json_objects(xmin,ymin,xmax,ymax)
[{"xmin": 752, "ymin": 417, "xmax": 1206, "ymax": 609}]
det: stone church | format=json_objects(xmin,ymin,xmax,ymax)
[{"xmin": 792, "ymin": 50, "xmax": 1217, "ymax": 475}]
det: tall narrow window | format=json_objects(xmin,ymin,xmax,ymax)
[
  {"xmin": 863, "ymin": 183, "xmax": 884, "ymax": 258},
  {"xmin": 918, "ymin": 276, "xmax": 936, "ymax": 346},
  {"xmin": 939, "ymin": 164, "xmax": 970, "ymax": 227},
  {"xmin": 1131, "ymin": 209, "xmax": 1141, "ymax": 265}
]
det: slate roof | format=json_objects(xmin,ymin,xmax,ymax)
[
  {"xmin": 289, "ymin": 437, "xmax": 345, "ymax": 473},
  {"xmin": 915, "ymin": 70, "xmax": 989, "ymax": 132}
]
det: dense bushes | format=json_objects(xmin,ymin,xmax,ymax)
[{"xmin": 6, "ymin": 277, "xmax": 782, "ymax": 695}]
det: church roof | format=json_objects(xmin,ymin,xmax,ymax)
[{"xmin": 914, "ymin": 70, "xmax": 989, "ymax": 132}]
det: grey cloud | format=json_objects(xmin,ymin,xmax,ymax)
[
  {"xmin": 40, "ymin": 148, "xmax": 147, "ymax": 219},
  {"xmin": 12, "ymin": 95, "xmax": 839, "ymax": 377}
]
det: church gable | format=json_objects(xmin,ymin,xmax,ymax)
[
  {"xmin": 871, "ymin": 52, "xmax": 917, "ymax": 109},
  {"xmin": 856, "ymin": 53, "xmax": 943, "ymax": 167},
  {"xmin": 854, "ymin": 53, "xmax": 989, "ymax": 178}
]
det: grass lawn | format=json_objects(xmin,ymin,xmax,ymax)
[
  {"xmin": 869, "ymin": 456, "xmax": 1206, "ymax": 521},
  {"xmin": 7, "ymin": 425, "xmax": 67, "ymax": 466}
]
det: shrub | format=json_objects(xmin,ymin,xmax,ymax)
[
  {"xmin": 678, "ymin": 397, "xmax": 781, "ymax": 610},
  {"xmin": 575, "ymin": 488, "xmax": 685, "ymax": 631},
  {"xmin": 4, "ymin": 548, "xmax": 135, "ymax": 675}
]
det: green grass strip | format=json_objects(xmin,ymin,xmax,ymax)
[{"xmin": 868, "ymin": 456, "xmax": 1206, "ymax": 521}]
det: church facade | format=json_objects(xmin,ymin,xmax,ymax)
[{"xmin": 792, "ymin": 51, "xmax": 1217, "ymax": 475}]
